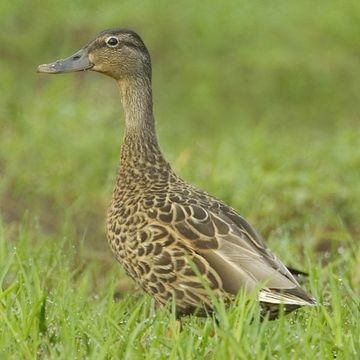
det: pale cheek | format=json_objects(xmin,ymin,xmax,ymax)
[
  {"xmin": 88, "ymin": 53, "xmax": 95, "ymax": 63},
  {"xmin": 92, "ymin": 64, "xmax": 105, "ymax": 72},
  {"xmin": 89, "ymin": 54, "xmax": 105, "ymax": 72}
]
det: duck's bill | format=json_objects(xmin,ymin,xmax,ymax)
[{"xmin": 37, "ymin": 48, "xmax": 93, "ymax": 74}]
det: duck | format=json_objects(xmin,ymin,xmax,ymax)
[{"xmin": 38, "ymin": 28, "xmax": 316, "ymax": 319}]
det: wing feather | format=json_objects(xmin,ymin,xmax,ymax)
[{"xmin": 156, "ymin": 198, "xmax": 315, "ymax": 306}]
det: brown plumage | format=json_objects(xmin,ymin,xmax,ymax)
[{"xmin": 38, "ymin": 28, "xmax": 316, "ymax": 318}]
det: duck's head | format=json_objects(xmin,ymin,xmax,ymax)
[{"xmin": 38, "ymin": 29, "xmax": 151, "ymax": 81}]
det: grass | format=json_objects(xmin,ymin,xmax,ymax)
[
  {"xmin": 0, "ymin": 220, "xmax": 358, "ymax": 359},
  {"xmin": 0, "ymin": 0, "xmax": 359, "ymax": 358}
]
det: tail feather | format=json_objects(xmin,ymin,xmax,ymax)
[
  {"xmin": 259, "ymin": 288, "xmax": 316, "ymax": 306},
  {"xmin": 259, "ymin": 285, "xmax": 316, "ymax": 319}
]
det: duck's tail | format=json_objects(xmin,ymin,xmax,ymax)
[{"xmin": 259, "ymin": 286, "xmax": 316, "ymax": 319}]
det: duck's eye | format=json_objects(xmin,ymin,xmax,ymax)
[{"xmin": 106, "ymin": 37, "xmax": 119, "ymax": 47}]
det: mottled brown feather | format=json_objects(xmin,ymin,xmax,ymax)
[{"xmin": 39, "ymin": 28, "xmax": 316, "ymax": 318}]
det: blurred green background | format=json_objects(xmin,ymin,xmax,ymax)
[
  {"xmin": 1, "ymin": 2, "xmax": 359, "ymax": 357},
  {"xmin": 1, "ymin": 0, "xmax": 359, "ymax": 259}
]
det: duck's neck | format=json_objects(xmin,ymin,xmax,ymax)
[
  {"xmin": 118, "ymin": 75, "xmax": 155, "ymax": 138},
  {"xmin": 116, "ymin": 75, "xmax": 171, "ymax": 180}
]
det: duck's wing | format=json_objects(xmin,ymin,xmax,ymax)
[{"xmin": 153, "ymin": 197, "xmax": 316, "ymax": 307}]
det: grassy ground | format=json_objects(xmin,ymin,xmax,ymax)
[{"xmin": 1, "ymin": 0, "xmax": 359, "ymax": 359}]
